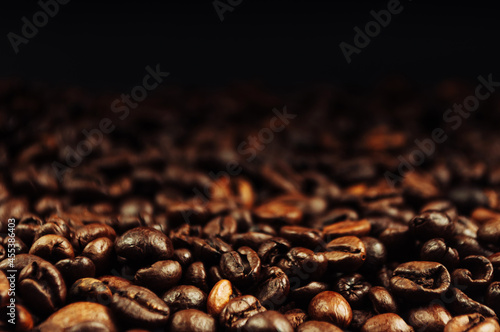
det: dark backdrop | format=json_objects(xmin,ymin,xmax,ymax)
[{"xmin": 1, "ymin": 0, "xmax": 498, "ymax": 89}]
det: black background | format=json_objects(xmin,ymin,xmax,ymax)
[{"xmin": 1, "ymin": 0, "xmax": 498, "ymax": 90}]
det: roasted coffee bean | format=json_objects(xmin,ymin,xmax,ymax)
[
  {"xmin": 451, "ymin": 255, "xmax": 493, "ymax": 290},
  {"xmin": 444, "ymin": 313, "xmax": 500, "ymax": 332},
  {"xmin": 170, "ymin": 224, "xmax": 202, "ymax": 248},
  {"xmin": 410, "ymin": 211, "xmax": 454, "ymax": 241},
  {"xmin": 33, "ymin": 302, "xmax": 117, "ymax": 331},
  {"xmin": 255, "ymin": 266, "xmax": 289, "ymax": 308},
  {"xmin": 162, "ymin": 285, "xmax": 207, "ymax": 312},
  {"xmin": 308, "ymin": 291, "xmax": 352, "ymax": 328},
  {"xmin": 115, "ymin": 227, "xmax": 173, "ymax": 266},
  {"xmin": 111, "ymin": 285, "xmax": 170, "ymax": 329},
  {"xmin": 279, "ymin": 226, "xmax": 324, "ymax": 249},
  {"xmin": 290, "ymin": 281, "xmax": 330, "ymax": 303},
  {"xmin": 72, "ymin": 223, "xmax": 116, "ymax": 252},
  {"xmin": 185, "ymin": 261, "xmax": 209, "ymax": 292},
  {"xmin": 170, "ymin": 309, "xmax": 216, "ymax": 332},
  {"xmin": 99, "ymin": 275, "xmax": 132, "ymax": 293},
  {"xmin": 231, "ymin": 232, "xmax": 274, "ymax": 251},
  {"xmin": 368, "ymin": 286, "xmax": 397, "ymax": 314},
  {"xmin": 478, "ymin": 218, "xmax": 500, "ymax": 249},
  {"xmin": 243, "ymin": 310, "xmax": 294, "ymax": 332},
  {"xmin": 419, "ymin": 238, "xmax": 459, "ymax": 270},
  {"xmin": 56, "ymin": 256, "xmax": 96, "ymax": 286},
  {"xmin": 314, "ymin": 208, "xmax": 359, "ymax": 228},
  {"xmin": 284, "ymin": 309, "xmax": 308, "ymax": 329},
  {"xmin": 447, "ymin": 287, "xmax": 496, "ymax": 317},
  {"xmin": 68, "ymin": 277, "xmax": 112, "ymax": 304},
  {"xmin": 361, "ymin": 313, "xmax": 414, "ymax": 332},
  {"xmin": 350, "ymin": 310, "xmax": 373, "ymax": 331},
  {"xmin": 81, "ymin": 237, "xmax": 114, "ymax": 275},
  {"xmin": 253, "ymin": 200, "xmax": 303, "ymax": 226},
  {"xmin": 323, "ymin": 219, "xmax": 371, "ymax": 239},
  {"xmin": 207, "ymin": 279, "xmax": 234, "ymax": 317},
  {"xmin": 485, "ymin": 281, "xmax": 500, "ymax": 314},
  {"xmin": 421, "ymin": 200, "xmax": 458, "ymax": 222},
  {"xmin": 0, "ymin": 246, "xmax": 5, "ymax": 262},
  {"xmin": 277, "ymin": 247, "xmax": 327, "ymax": 281},
  {"xmin": 453, "ymin": 235, "xmax": 492, "ymax": 258},
  {"xmin": 192, "ymin": 237, "xmax": 232, "ymax": 264},
  {"xmin": 33, "ymin": 216, "xmax": 71, "ymax": 242},
  {"xmin": 203, "ymin": 215, "xmax": 238, "ymax": 240},
  {"xmin": 220, "ymin": 246, "xmax": 261, "ymax": 287},
  {"xmin": 390, "ymin": 261, "xmax": 450, "ymax": 302},
  {"xmin": 173, "ymin": 248, "xmax": 193, "ymax": 268},
  {"xmin": 334, "ymin": 273, "xmax": 371, "ymax": 308},
  {"xmin": 258, "ymin": 238, "xmax": 291, "ymax": 266},
  {"xmin": 360, "ymin": 237, "xmax": 387, "ymax": 272},
  {"xmin": 134, "ymin": 260, "xmax": 182, "ymax": 293},
  {"xmin": 325, "ymin": 236, "xmax": 366, "ymax": 272},
  {"xmin": 19, "ymin": 260, "xmax": 66, "ymax": 315},
  {"xmin": 453, "ymin": 216, "xmax": 479, "ymax": 238},
  {"xmin": 297, "ymin": 320, "xmax": 343, "ymax": 332},
  {"xmin": 408, "ymin": 304, "xmax": 452, "ymax": 332},
  {"xmin": 219, "ymin": 295, "xmax": 266, "ymax": 331}
]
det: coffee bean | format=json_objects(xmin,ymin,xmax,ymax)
[
  {"xmin": 308, "ymin": 291, "xmax": 352, "ymax": 328},
  {"xmin": 111, "ymin": 285, "xmax": 170, "ymax": 329},
  {"xmin": 243, "ymin": 310, "xmax": 294, "ymax": 332},
  {"xmin": 173, "ymin": 248, "xmax": 194, "ymax": 268},
  {"xmin": 192, "ymin": 237, "xmax": 232, "ymax": 264},
  {"xmin": 410, "ymin": 211, "xmax": 455, "ymax": 241},
  {"xmin": 390, "ymin": 261, "xmax": 450, "ymax": 302},
  {"xmin": 478, "ymin": 218, "xmax": 500, "ymax": 250},
  {"xmin": 419, "ymin": 238, "xmax": 459, "ymax": 270},
  {"xmin": 207, "ymin": 279, "xmax": 234, "ymax": 317},
  {"xmin": 231, "ymin": 232, "xmax": 274, "ymax": 251},
  {"xmin": 368, "ymin": 286, "xmax": 397, "ymax": 314},
  {"xmin": 220, "ymin": 246, "xmax": 261, "ymax": 287},
  {"xmin": 325, "ymin": 236, "xmax": 366, "ymax": 272},
  {"xmin": 98, "ymin": 275, "xmax": 132, "ymax": 293},
  {"xmin": 280, "ymin": 226, "xmax": 324, "ymax": 249},
  {"xmin": 447, "ymin": 287, "xmax": 496, "ymax": 317},
  {"xmin": 162, "ymin": 285, "xmax": 207, "ymax": 312},
  {"xmin": 350, "ymin": 310, "xmax": 373, "ymax": 331},
  {"xmin": 72, "ymin": 223, "xmax": 116, "ymax": 252},
  {"xmin": 361, "ymin": 313, "xmax": 413, "ymax": 332},
  {"xmin": 115, "ymin": 227, "xmax": 173, "ymax": 267},
  {"xmin": 56, "ymin": 256, "xmax": 96, "ymax": 285},
  {"xmin": 444, "ymin": 313, "xmax": 500, "ymax": 332},
  {"xmin": 68, "ymin": 277, "xmax": 112, "ymax": 304},
  {"xmin": 323, "ymin": 219, "xmax": 371, "ymax": 239},
  {"xmin": 334, "ymin": 273, "xmax": 371, "ymax": 308},
  {"xmin": 81, "ymin": 237, "xmax": 114, "ymax": 275},
  {"xmin": 360, "ymin": 236, "xmax": 387, "ymax": 272},
  {"xmin": 258, "ymin": 238, "xmax": 291, "ymax": 266},
  {"xmin": 290, "ymin": 281, "xmax": 330, "ymax": 303},
  {"xmin": 485, "ymin": 281, "xmax": 500, "ymax": 314},
  {"xmin": 134, "ymin": 260, "xmax": 182, "ymax": 293},
  {"xmin": 203, "ymin": 215, "xmax": 238, "ymax": 240},
  {"xmin": 185, "ymin": 261, "xmax": 209, "ymax": 292},
  {"xmin": 255, "ymin": 266, "xmax": 289, "ymax": 309},
  {"xmin": 277, "ymin": 247, "xmax": 327, "ymax": 281},
  {"xmin": 408, "ymin": 304, "xmax": 452, "ymax": 332},
  {"xmin": 170, "ymin": 309, "xmax": 216, "ymax": 332},
  {"xmin": 297, "ymin": 320, "xmax": 343, "ymax": 332},
  {"xmin": 219, "ymin": 295, "xmax": 266, "ymax": 331},
  {"xmin": 253, "ymin": 200, "xmax": 303, "ymax": 226},
  {"xmin": 451, "ymin": 255, "xmax": 493, "ymax": 290},
  {"xmin": 284, "ymin": 309, "xmax": 308, "ymax": 329}
]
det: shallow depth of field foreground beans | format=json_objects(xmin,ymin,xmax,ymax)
[{"xmin": 1, "ymin": 80, "xmax": 500, "ymax": 331}]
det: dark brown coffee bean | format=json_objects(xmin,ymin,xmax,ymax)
[
  {"xmin": 56, "ymin": 256, "xmax": 96, "ymax": 286},
  {"xmin": 451, "ymin": 255, "xmax": 493, "ymax": 290},
  {"xmin": 453, "ymin": 235, "xmax": 492, "ymax": 258},
  {"xmin": 243, "ymin": 310, "xmax": 294, "ymax": 332},
  {"xmin": 255, "ymin": 266, "xmax": 289, "ymax": 309},
  {"xmin": 334, "ymin": 273, "xmax": 371, "ymax": 308},
  {"xmin": 192, "ymin": 237, "xmax": 233, "ymax": 264},
  {"xmin": 485, "ymin": 281, "xmax": 500, "ymax": 314},
  {"xmin": 72, "ymin": 223, "xmax": 116, "ymax": 252},
  {"xmin": 279, "ymin": 226, "xmax": 324, "ymax": 250},
  {"xmin": 419, "ymin": 238, "xmax": 459, "ymax": 270},
  {"xmin": 297, "ymin": 320, "xmax": 343, "ymax": 332},
  {"xmin": 410, "ymin": 211, "xmax": 455, "ymax": 241},
  {"xmin": 308, "ymin": 291, "xmax": 352, "ymax": 328},
  {"xmin": 111, "ymin": 285, "xmax": 170, "ymax": 329},
  {"xmin": 81, "ymin": 237, "xmax": 114, "ymax": 275},
  {"xmin": 203, "ymin": 215, "xmax": 238, "ymax": 240},
  {"xmin": 29, "ymin": 234, "xmax": 74, "ymax": 264},
  {"xmin": 421, "ymin": 200, "xmax": 458, "ymax": 222},
  {"xmin": 350, "ymin": 310, "xmax": 374, "ymax": 331},
  {"xmin": 453, "ymin": 216, "xmax": 479, "ymax": 238},
  {"xmin": 0, "ymin": 303, "xmax": 34, "ymax": 331},
  {"xmin": 477, "ymin": 218, "xmax": 500, "ymax": 249},
  {"xmin": 390, "ymin": 261, "xmax": 450, "ymax": 302},
  {"xmin": 284, "ymin": 309, "xmax": 307, "ymax": 329},
  {"xmin": 185, "ymin": 261, "xmax": 209, "ymax": 292},
  {"xmin": 231, "ymin": 232, "xmax": 274, "ymax": 251},
  {"xmin": 277, "ymin": 247, "xmax": 327, "ymax": 281},
  {"xmin": 173, "ymin": 248, "xmax": 193, "ymax": 268},
  {"xmin": 408, "ymin": 304, "xmax": 452, "ymax": 332},
  {"xmin": 207, "ymin": 279, "xmax": 234, "ymax": 317},
  {"xmin": 68, "ymin": 277, "xmax": 112, "ymax": 304},
  {"xmin": 220, "ymin": 246, "xmax": 261, "ymax": 287},
  {"xmin": 163, "ymin": 285, "xmax": 207, "ymax": 312},
  {"xmin": 134, "ymin": 260, "xmax": 182, "ymax": 293},
  {"xmin": 444, "ymin": 313, "xmax": 500, "ymax": 332},
  {"xmin": 170, "ymin": 309, "xmax": 216, "ymax": 332},
  {"xmin": 18, "ymin": 259, "xmax": 66, "ymax": 316},
  {"xmin": 219, "ymin": 295, "xmax": 266, "ymax": 331},
  {"xmin": 99, "ymin": 275, "xmax": 132, "ymax": 293},
  {"xmin": 290, "ymin": 281, "xmax": 329, "ymax": 303},
  {"xmin": 447, "ymin": 287, "xmax": 496, "ymax": 317},
  {"xmin": 323, "ymin": 219, "xmax": 371, "ymax": 239},
  {"xmin": 33, "ymin": 216, "xmax": 71, "ymax": 242},
  {"xmin": 169, "ymin": 224, "xmax": 202, "ymax": 248},
  {"xmin": 3, "ymin": 236, "xmax": 28, "ymax": 255},
  {"xmin": 359, "ymin": 236, "xmax": 387, "ymax": 272},
  {"xmin": 361, "ymin": 313, "xmax": 413, "ymax": 332},
  {"xmin": 115, "ymin": 227, "xmax": 173, "ymax": 267},
  {"xmin": 258, "ymin": 238, "xmax": 291, "ymax": 266},
  {"xmin": 368, "ymin": 286, "xmax": 397, "ymax": 314},
  {"xmin": 325, "ymin": 236, "xmax": 366, "ymax": 272},
  {"xmin": 33, "ymin": 302, "xmax": 117, "ymax": 331}
]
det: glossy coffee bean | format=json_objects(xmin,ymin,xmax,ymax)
[
  {"xmin": 390, "ymin": 261, "xmax": 450, "ymax": 302},
  {"xmin": 361, "ymin": 313, "xmax": 413, "ymax": 332},
  {"xmin": 485, "ymin": 281, "xmax": 500, "ymax": 314},
  {"xmin": 162, "ymin": 285, "xmax": 207, "ymax": 312},
  {"xmin": 325, "ymin": 236, "xmax": 366, "ymax": 272},
  {"xmin": 410, "ymin": 211, "xmax": 454, "ymax": 241},
  {"xmin": 207, "ymin": 279, "xmax": 234, "ymax": 317},
  {"xmin": 68, "ymin": 277, "xmax": 112, "ymax": 304},
  {"xmin": 72, "ymin": 223, "xmax": 116, "ymax": 252},
  {"xmin": 360, "ymin": 237, "xmax": 386, "ymax": 272},
  {"xmin": 173, "ymin": 248, "xmax": 193, "ymax": 268},
  {"xmin": 451, "ymin": 255, "xmax": 493, "ymax": 290},
  {"xmin": 219, "ymin": 295, "xmax": 266, "ymax": 331},
  {"xmin": 191, "ymin": 237, "xmax": 232, "ymax": 264},
  {"xmin": 33, "ymin": 302, "xmax": 117, "ymax": 331},
  {"xmin": 258, "ymin": 238, "xmax": 291, "ymax": 266},
  {"xmin": 290, "ymin": 281, "xmax": 330, "ymax": 303},
  {"xmin": 243, "ymin": 310, "xmax": 294, "ymax": 332},
  {"xmin": 220, "ymin": 246, "xmax": 261, "ymax": 287},
  {"xmin": 33, "ymin": 216, "xmax": 71, "ymax": 242},
  {"xmin": 408, "ymin": 304, "xmax": 452, "ymax": 332},
  {"xmin": 134, "ymin": 260, "xmax": 182, "ymax": 293},
  {"xmin": 0, "ymin": 304, "xmax": 34, "ymax": 331},
  {"xmin": 98, "ymin": 275, "xmax": 132, "ymax": 292},
  {"xmin": 447, "ymin": 287, "xmax": 496, "ymax": 317},
  {"xmin": 277, "ymin": 247, "xmax": 327, "ymax": 281},
  {"xmin": 81, "ymin": 237, "xmax": 114, "ymax": 275},
  {"xmin": 477, "ymin": 218, "xmax": 500, "ymax": 248},
  {"xmin": 28, "ymin": 234, "xmax": 74, "ymax": 263},
  {"xmin": 334, "ymin": 273, "xmax": 371, "ymax": 308},
  {"xmin": 297, "ymin": 320, "xmax": 343, "ymax": 332},
  {"xmin": 419, "ymin": 238, "xmax": 459, "ymax": 270},
  {"xmin": 279, "ymin": 226, "xmax": 324, "ymax": 249},
  {"xmin": 111, "ymin": 285, "xmax": 170, "ymax": 329},
  {"xmin": 56, "ymin": 256, "xmax": 96, "ymax": 286},
  {"xmin": 170, "ymin": 309, "xmax": 216, "ymax": 332},
  {"xmin": 255, "ymin": 266, "xmax": 289, "ymax": 309},
  {"xmin": 444, "ymin": 313, "xmax": 500, "ymax": 332},
  {"xmin": 115, "ymin": 227, "xmax": 173, "ymax": 266},
  {"xmin": 284, "ymin": 309, "xmax": 308, "ymax": 329},
  {"xmin": 308, "ymin": 291, "xmax": 352, "ymax": 328},
  {"xmin": 185, "ymin": 261, "xmax": 209, "ymax": 292},
  {"xmin": 368, "ymin": 286, "xmax": 397, "ymax": 314}
]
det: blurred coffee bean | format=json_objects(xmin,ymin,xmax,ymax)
[
  {"xmin": 444, "ymin": 313, "xmax": 500, "ymax": 332},
  {"xmin": 170, "ymin": 309, "xmax": 216, "ymax": 332},
  {"xmin": 56, "ymin": 256, "xmax": 96, "ymax": 286},
  {"xmin": 29, "ymin": 234, "xmax": 74, "ymax": 263},
  {"xmin": 68, "ymin": 277, "xmax": 112, "ymax": 304},
  {"xmin": 308, "ymin": 291, "xmax": 352, "ymax": 328},
  {"xmin": 162, "ymin": 285, "xmax": 207, "ymax": 312},
  {"xmin": 284, "ymin": 309, "xmax": 307, "ymax": 329},
  {"xmin": 134, "ymin": 260, "xmax": 182, "ymax": 293},
  {"xmin": 361, "ymin": 313, "xmax": 413, "ymax": 332},
  {"xmin": 255, "ymin": 266, "xmax": 289, "ymax": 309},
  {"xmin": 243, "ymin": 310, "xmax": 294, "ymax": 332},
  {"xmin": 420, "ymin": 238, "xmax": 459, "ymax": 270},
  {"xmin": 408, "ymin": 304, "xmax": 452, "ymax": 332}
]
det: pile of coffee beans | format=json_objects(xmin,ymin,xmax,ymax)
[{"xmin": 0, "ymin": 79, "xmax": 500, "ymax": 331}]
